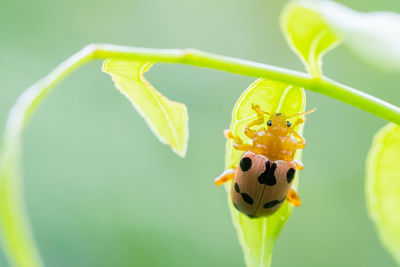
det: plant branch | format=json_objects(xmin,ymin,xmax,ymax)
[
  {"xmin": 6, "ymin": 44, "xmax": 400, "ymax": 141},
  {"xmin": 96, "ymin": 44, "xmax": 400, "ymax": 124}
]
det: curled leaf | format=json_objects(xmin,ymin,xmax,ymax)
[
  {"xmin": 281, "ymin": 1, "xmax": 340, "ymax": 78},
  {"xmin": 367, "ymin": 123, "xmax": 400, "ymax": 263},
  {"xmin": 225, "ymin": 78, "xmax": 306, "ymax": 267},
  {"xmin": 102, "ymin": 59, "xmax": 188, "ymax": 157}
]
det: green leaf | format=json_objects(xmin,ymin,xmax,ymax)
[
  {"xmin": 224, "ymin": 78, "xmax": 306, "ymax": 267},
  {"xmin": 366, "ymin": 123, "xmax": 400, "ymax": 264},
  {"xmin": 281, "ymin": 1, "xmax": 340, "ymax": 78},
  {"xmin": 286, "ymin": 0, "xmax": 400, "ymax": 72},
  {"xmin": 102, "ymin": 59, "xmax": 188, "ymax": 157}
]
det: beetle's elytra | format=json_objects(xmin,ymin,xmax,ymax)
[
  {"xmin": 232, "ymin": 151, "xmax": 296, "ymax": 218},
  {"xmin": 215, "ymin": 104, "xmax": 315, "ymax": 218}
]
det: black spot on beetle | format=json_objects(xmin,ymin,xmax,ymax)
[
  {"xmin": 287, "ymin": 168, "xmax": 296, "ymax": 183},
  {"xmin": 259, "ymin": 162, "xmax": 277, "ymax": 186},
  {"xmin": 258, "ymin": 172, "xmax": 266, "ymax": 184},
  {"xmin": 234, "ymin": 183, "xmax": 240, "ymax": 193},
  {"xmin": 246, "ymin": 214, "xmax": 258, "ymax": 219},
  {"xmin": 241, "ymin": 193, "xmax": 254, "ymax": 205},
  {"xmin": 268, "ymin": 163, "xmax": 277, "ymax": 186},
  {"xmin": 258, "ymin": 161, "xmax": 270, "ymax": 184},
  {"xmin": 263, "ymin": 197, "xmax": 286, "ymax": 209},
  {"xmin": 263, "ymin": 200, "xmax": 280, "ymax": 209},
  {"xmin": 240, "ymin": 157, "xmax": 252, "ymax": 172}
]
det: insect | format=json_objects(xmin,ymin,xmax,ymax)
[{"xmin": 214, "ymin": 104, "xmax": 315, "ymax": 218}]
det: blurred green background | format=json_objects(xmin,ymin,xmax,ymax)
[{"xmin": 1, "ymin": 0, "xmax": 399, "ymax": 266}]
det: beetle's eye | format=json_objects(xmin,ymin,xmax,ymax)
[
  {"xmin": 267, "ymin": 120, "xmax": 272, "ymax": 126},
  {"xmin": 286, "ymin": 121, "xmax": 291, "ymax": 127}
]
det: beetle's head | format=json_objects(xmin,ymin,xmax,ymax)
[
  {"xmin": 265, "ymin": 108, "xmax": 316, "ymax": 136},
  {"xmin": 266, "ymin": 113, "xmax": 291, "ymax": 136}
]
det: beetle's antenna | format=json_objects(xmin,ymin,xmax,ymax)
[{"xmin": 287, "ymin": 108, "xmax": 317, "ymax": 118}]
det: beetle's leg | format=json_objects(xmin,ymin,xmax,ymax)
[
  {"xmin": 294, "ymin": 160, "xmax": 304, "ymax": 170},
  {"xmin": 244, "ymin": 105, "xmax": 267, "ymax": 138},
  {"xmin": 295, "ymin": 139, "xmax": 306, "ymax": 150},
  {"xmin": 286, "ymin": 186, "xmax": 301, "ymax": 207},
  {"xmin": 245, "ymin": 128, "xmax": 256, "ymax": 139},
  {"xmin": 247, "ymin": 117, "xmax": 264, "ymax": 128},
  {"xmin": 247, "ymin": 104, "xmax": 267, "ymax": 128},
  {"xmin": 233, "ymin": 143, "xmax": 253, "ymax": 151},
  {"xmin": 289, "ymin": 108, "xmax": 315, "ymax": 148},
  {"xmin": 290, "ymin": 117, "xmax": 306, "ymax": 138},
  {"xmin": 289, "ymin": 116, "xmax": 307, "ymax": 148},
  {"xmin": 224, "ymin": 130, "xmax": 244, "ymax": 143},
  {"xmin": 214, "ymin": 168, "xmax": 236, "ymax": 186},
  {"xmin": 291, "ymin": 131, "xmax": 306, "ymax": 149},
  {"xmin": 244, "ymin": 104, "xmax": 269, "ymax": 132},
  {"xmin": 224, "ymin": 130, "xmax": 253, "ymax": 151},
  {"xmin": 292, "ymin": 130, "xmax": 305, "ymax": 143}
]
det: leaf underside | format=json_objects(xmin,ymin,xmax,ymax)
[
  {"xmin": 367, "ymin": 123, "xmax": 400, "ymax": 264},
  {"xmin": 102, "ymin": 59, "xmax": 188, "ymax": 157},
  {"xmin": 224, "ymin": 78, "xmax": 306, "ymax": 267}
]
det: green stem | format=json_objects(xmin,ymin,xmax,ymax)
[
  {"xmin": 1, "ymin": 43, "xmax": 399, "ymax": 267},
  {"xmin": 6, "ymin": 44, "xmax": 400, "ymax": 140},
  {"xmin": 95, "ymin": 44, "xmax": 400, "ymax": 124}
]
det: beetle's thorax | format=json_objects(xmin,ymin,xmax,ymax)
[{"xmin": 252, "ymin": 128, "xmax": 296, "ymax": 161}]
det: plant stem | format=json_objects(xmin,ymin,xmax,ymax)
[
  {"xmin": 1, "ymin": 43, "xmax": 400, "ymax": 267},
  {"xmin": 7, "ymin": 44, "xmax": 400, "ymax": 139},
  {"xmin": 97, "ymin": 44, "xmax": 400, "ymax": 123}
]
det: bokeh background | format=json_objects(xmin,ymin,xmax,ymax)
[{"xmin": 1, "ymin": 0, "xmax": 399, "ymax": 266}]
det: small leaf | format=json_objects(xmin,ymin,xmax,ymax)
[
  {"xmin": 102, "ymin": 59, "xmax": 188, "ymax": 157},
  {"xmin": 281, "ymin": 1, "xmax": 340, "ymax": 78},
  {"xmin": 366, "ymin": 123, "xmax": 400, "ymax": 263},
  {"xmin": 225, "ymin": 78, "xmax": 306, "ymax": 267},
  {"xmin": 287, "ymin": 0, "xmax": 400, "ymax": 72}
]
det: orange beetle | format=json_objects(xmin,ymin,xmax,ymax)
[{"xmin": 215, "ymin": 104, "xmax": 315, "ymax": 218}]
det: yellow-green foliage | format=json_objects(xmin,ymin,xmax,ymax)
[
  {"xmin": 102, "ymin": 59, "xmax": 188, "ymax": 157},
  {"xmin": 367, "ymin": 124, "xmax": 400, "ymax": 264}
]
